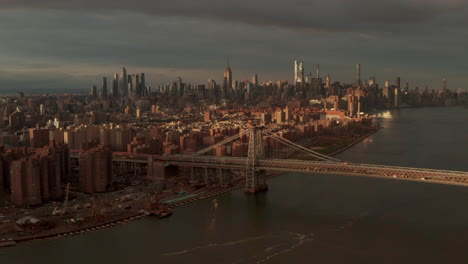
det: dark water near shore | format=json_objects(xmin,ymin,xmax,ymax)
[{"xmin": 1, "ymin": 107, "xmax": 468, "ymax": 264}]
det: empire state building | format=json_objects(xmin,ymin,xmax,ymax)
[{"xmin": 224, "ymin": 63, "xmax": 232, "ymax": 90}]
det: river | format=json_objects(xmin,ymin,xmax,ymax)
[{"xmin": 1, "ymin": 107, "xmax": 467, "ymax": 263}]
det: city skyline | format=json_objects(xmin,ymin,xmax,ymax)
[
  {"xmin": 0, "ymin": 62, "xmax": 458, "ymax": 95},
  {"xmin": 0, "ymin": 0, "xmax": 467, "ymax": 92},
  {"xmin": 0, "ymin": 1, "xmax": 466, "ymax": 261}
]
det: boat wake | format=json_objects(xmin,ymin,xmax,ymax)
[
  {"xmin": 162, "ymin": 231, "xmax": 314, "ymax": 263},
  {"xmin": 254, "ymin": 232, "xmax": 314, "ymax": 264},
  {"xmin": 162, "ymin": 235, "xmax": 267, "ymax": 256},
  {"xmin": 163, "ymin": 211, "xmax": 368, "ymax": 262}
]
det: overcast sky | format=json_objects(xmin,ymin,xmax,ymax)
[{"xmin": 0, "ymin": 0, "xmax": 467, "ymax": 93}]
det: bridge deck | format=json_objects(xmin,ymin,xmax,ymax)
[{"xmin": 101, "ymin": 153, "xmax": 468, "ymax": 187}]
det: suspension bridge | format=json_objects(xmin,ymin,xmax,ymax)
[{"xmin": 99, "ymin": 127, "xmax": 468, "ymax": 192}]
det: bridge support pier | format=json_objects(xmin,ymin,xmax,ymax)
[
  {"xmin": 244, "ymin": 169, "xmax": 268, "ymax": 194},
  {"xmin": 216, "ymin": 168, "xmax": 223, "ymax": 186},
  {"xmin": 203, "ymin": 167, "xmax": 209, "ymax": 186},
  {"xmin": 223, "ymin": 169, "xmax": 232, "ymax": 186},
  {"xmin": 120, "ymin": 162, "xmax": 128, "ymax": 176},
  {"xmin": 190, "ymin": 167, "xmax": 196, "ymax": 182},
  {"xmin": 245, "ymin": 127, "xmax": 268, "ymax": 194},
  {"xmin": 146, "ymin": 158, "xmax": 167, "ymax": 180},
  {"xmin": 214, "ymin": 169, "xmax": 232, "ymax": 187}
]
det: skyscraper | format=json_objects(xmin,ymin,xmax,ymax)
[
  {"xmin": 294, "ymin": 60, "xmax": 304, "ymax": 86},
  {"xmin": 140, "ymin": 73, "xmax": 146, "ymax": 97},
  {"xmin": 304, "ymin": 74, "xmax": 310, "ymax": 84},
  {"xmin": 207, "ymin": 79, "xmax": 217, "ymax": 102},
  {"xmin": 325, "ymin": 75, "xmax": 331, "ymax": 89},
  {"xmin": 119, "ymin": 67, "xmax": 128, "ymax": 97},
  {"xmin": 383, "ymin": 80, "xmax": 390, "ymax": 99},
  {"xmin": 101, "ymin": 77, "xmax": 108, "ymax": 99},
  {"xmin": 176, "ymin": 77, "xmax": 184, "ymax": 97},
  {"xmin": 224, "ymin": 63, "xmax": 232, "ymax": 90},
  {"xmin": 347, "ymin": 94, "xmax": 355, "ymax": 117},
  {"xmin": 356, "ymin": 64, "xmax": 361, "ymax": 84},
  {"xmin": 112, "ymin": 74, "xmax": 119, "ymax": 98},
  {"xmin": 316, "ymin": 64, "xmax": 320, "ymax": 78},
  {"xmin": 127, "ymin": 74, "xmax": 133, "ymax": 99},
  {"xmin": 90, "ymin": 85, "xmax": 97, "ymax": 98},
  {"xmin": 294, "ymin": 60, "xmax": 298, "ymax": 84},
  {"xmin": 396, "ymin": 77, "xmax": 401, "ymax": 89},
  {"xmin": 131, "ymin": 74, "xmax": 140, "ymax": 99},
  {"xmin": 442, "ymin": 78, "xmax": 447, "ymax": 91},
  {"xmin": 252, "ymin": 74, "xmax": 258, "ymax": 87},
  {"xmin": 394, "ymin": 88, "xmax": 399, "ymax": 107},
  {"xmin": 208, "ymin": 79, "xmax": 216, "ymax": 90}
]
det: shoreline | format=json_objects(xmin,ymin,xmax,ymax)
[
  {"xmin": 328, "ymin": 128, "xmax": 380, "ymax": 157},
  {"xmin": 1, "ymin": 128, "xmax": 380, "ymax": 247}
]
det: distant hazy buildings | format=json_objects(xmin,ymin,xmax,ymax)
[{"xmin": 88, "ymin": 67, "xmax": 149, "ymax": 101}]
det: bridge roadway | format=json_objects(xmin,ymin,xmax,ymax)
[{"xmin": 105, "ymin": 152, "xmax": 468, "ymax": 187}]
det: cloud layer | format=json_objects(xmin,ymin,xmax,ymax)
[
  {"xmin": 0, "ymin": 0, "xmax": 466, "ymax": 92},
  {"xmin": 2, "ymin": 0, "xmax": 466, "ymax": 33}
]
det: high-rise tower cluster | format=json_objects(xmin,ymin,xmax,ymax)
[{"xmin": 91, "ymin": 67, "xmax": 148, "ymax": 101}]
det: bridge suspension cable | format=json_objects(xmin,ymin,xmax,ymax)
[
  {"xmin": 193, "ymin": 129, "xmax": 250, "ymax": 156},
  {"xmin": 193, "ymin": 126, "xmax": 341, "ymax": 164},
  {"xmin": 265, "ymin": 131, "xmax": 341, "ymax": 163}
]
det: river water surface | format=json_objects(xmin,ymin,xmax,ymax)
[{"xmin": 1, "ymin": 107, "xmax": 467, "ymax": 263}]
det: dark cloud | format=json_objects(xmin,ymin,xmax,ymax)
[
  {"xmin": 0, "ymin": 0, "xmax": 466, "ymax": 33},
  {"xmin": 0, "ymin": 1, "xmax": 466, "ymax": 91}
]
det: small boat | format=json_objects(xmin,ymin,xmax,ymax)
[
  {"xmin": 150, "ymin": 207, "xmax": 172, "ymax": 219},
  {"xmin": 145, "ymin": 194, "xmax": 172, "ymax": 218}
]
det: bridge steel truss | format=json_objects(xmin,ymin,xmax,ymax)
[
  {"xmin": 70, "ymin": 128, "xmax": 468, "ymax": 193},
  {"xmin": 162, "ymin": 155, "xmax": 468, "ymax": 187},
  {"xmin": 189, "ymin": 127, "xmax": 351, "ymax": 193}
]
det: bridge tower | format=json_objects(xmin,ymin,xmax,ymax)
[{"xmin": 245, "ymin": 127, "xmax": 268, "ymax": 193}]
